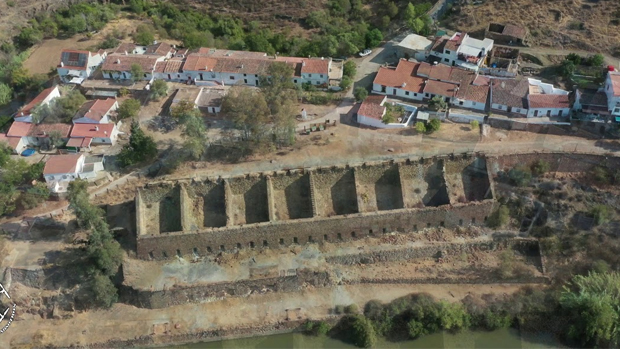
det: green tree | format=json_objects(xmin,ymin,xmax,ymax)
[
  {"xmin": 559, "ymin": 60, "xmax": 575, "ymax": 78},
  {"xmin": 134, "ymin": 24, "xmax": 154, "ymax": 46},
  {"xmin": 470, "ymin": 120, "xmax": 479, "ymax": 130},
  {"xmin": 354, "ymin": 87, "xmax": 368, "ymax": 101},
  {"xmin": 560, "ymin": 272, "xmax": 620, "ymax": 347},
  {"xmin": 118, "ymin": 121, "xmax": 158, "ymax": 167},
  {"xmin": 0, "ymin": 183, "xmax": 17, "ymax": 216},
  {"xmin": 566, "ymin": 53, "xmax": 582, "ymax": 65},
  {"xmin": 130, "ymin": 63, "xmax": 144, "ymax": 83},
  {"xmin": 381, "ymin": 15, "xmax": 391, "ymax": 29},
  {"xmin": 53, "ymin": 89, "xmax": 86, "ymax": 122},
  {"xmin": 221, "ymin": 86, "xmax": 270, "ymax": 143},
  {"xmin": 348, "ymin": 315, "xmax": 377, "ymax": 348},
  {"xmin": 404, "ymin": 3, "xmax": 417, "ymax": 21},
  {"xmin": 17, "ymin": 182, "xmax": 50, "ymax": 210},
  {"xmin": 438, "ymin": 301, "xmax": 471, "ymax": 331},
  {"xmin": 260, "ymin": 62, "xmax": 296, "ymax": 115},
  {"xmin": 149, "ymin": 79, "xmax": 168, "ymax": 100},
  {"xmin": 508, "ymin": 165, "xmax": 532, "ymax": 187},
  {"xmin": 16, "ymin": 26, "xmax": 43, "ymax": 48},
  {"xmin": 365, "ymin": 28, "xmax": 383, "ymax": 48},
  {"xmin": 586, "ymin": 54, "xmax": 605, "ymax": 67},
  {"xmin": 589, "ymin": 205, "xmax": 612, "ymax": 226},
  {"xmin": 117, "ymin": 98, "xmax": 141, "ymax": 120},
  {"xmin": 409, "ymin": 17, "xmax": 425, "ymax": 34},
  {"xmin": 427, "ymin": 118, "xmax": 441, "ymax": 132},
  {"xmin": 0, "ymin": 144, "xmax": 11, "ymax": 167},
  {"xmin": 91, "ymin": 272, "xmax": 119, "ymax": 308},
  {"xmin": 531, "ymin": 159, "xmax": 550, "ymax": 176},
  {"xmin": 339, "ymin": 76, "xmax": 352, "ymax": 90},
  {"xmin": 0, "ymin": 83, "xmax": 12, "ymax": 106},
  {"xmin": 343, "ymin": 60, "xmax": 357, "ymax": 78},
  {"xmin": 386, "ymin": 2, "xmax": 399, "ymax": 18},
  {"xmin": 428, "ymin": 96, "xmax": 447, "ymax": 111}
]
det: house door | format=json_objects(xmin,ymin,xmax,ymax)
[
  {"xmin": 534, "ymin": 110, "xmax": 539, "ymax": 117},
  {"xmin": 507, "ymin": 107, "xmax": 512, "ymax": 112},
  {"xmin": 199, "ymin": 73, "xmax": 204, "ymax": 80},
  {"xmin": 546, "ymin": 110, "xmax": 551, "ymax": 117},
  {"xmin": 558, "ymin": 110, "xmax": 563, "ymax": 117},
  {"xmin": 123, "ymin": 72, "xmax": 127, "ymax": 79},
  {"xmin": 168, "ymin": 74, "xmax": 172, "ymax": 80},
  {"xmin": 382, "ymin": 85, "xmax": 386, "ymax": 93},
  {"xmin": 393, "ymin": 89, "xmax": 397, "ymax": 96},
  {"xmin": 244, "ymin": 79, "xmax": 248, "ymax": 84}
]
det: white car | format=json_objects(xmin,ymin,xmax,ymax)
[{"xmin": 358, "ymin": 49, "xmax": 372, "ymax": 57}]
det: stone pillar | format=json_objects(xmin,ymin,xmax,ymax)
[
  {"xmin": 179, "ymin": 184, "xmax": 196, "ymax": 231},
  {"xmin": 135, "ymin": 189, "xmax": 146, "ymax": 236},
  {"xmin": 308, "ymin": 171, "xmax": 319, "ymax": 217},
  {"xmin": 224, "ymin": 180, "xmax": 233, "ymax": 226},
  {"xmin": 266, "ymin": 176, "xmax": 277, "ymax": 222}
]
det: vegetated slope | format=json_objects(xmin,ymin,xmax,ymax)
[
  {"xmin": 0, "ymin": 0, "xmax": 62, "ymax": 42},
  {"xmin": 446, "ymin": 0, "xmax": 620, "ymax": 56},
  {"xmin": 175, "ymin": 0, "xmax": 327, "ymax": 23}
]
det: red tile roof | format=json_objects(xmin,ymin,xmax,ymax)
[
  {"xmin": 43, "ymin": 154, "xmax": 83, "ymax": 175},
  {"xmin": 491, "ymin": 78, "xmax": 529, "ymax": 109},
  {"xmin": 182, "ymin": 55, "xmax": 219, "ymax": 72},
  {"xmin": 29, "ymin": 123, "xmax": 72, "ymax": 138},
  {"xmin": 154, "ymin": 59, "xmax": 184, "ymax": 73},
  {"xmin": 373, "ymin": 60, "xmax": 425, "ymax": 93},
  {"xmin": 70, "ymin": 123, "xmax": 116, "ymax": 138},
  {"xmin": 423, "ymin": 80, "xmax": 457, "ymax": 97},
  {"xmin": 66, "ymin": 137, "xmax": 92, "ymax": 148},
  {"xmin": 0, "ymin": 134, "xmax": 21, "ymax": 149},
  {"xmin": 528, "ymin": 94, "xmax": 570, "ymax": 109},
  {"xmin": 299, "ymin": 59, "xmax": 330, "ymax": 75},
  {"xmin": 102, "ymin": 54, "xmax": 160, "ymax": 72},
  {"xmin": 145, "ymin": 42, "xmax": 174, "ymax": 56},
  {"xmin": 358, "ymin": 95, "xmax": 386, "ymax": 120},
  {"xmin": 610, "ymin": 72, "xmax": 620, "ymax": 97},
  {"xmin": 114, "ymin": 43, "xmax": 137, "ymax": 54},
  {"xmin": 74, "ymin": 98, "xmax": 117, "ymax": 122},
  {"xmin": 19, "ymin": 86, "xmax": 58, "ymax": 116},
  {"xmin": 7, "ymin": 122, "xmax": 33, "ymax": 137}
]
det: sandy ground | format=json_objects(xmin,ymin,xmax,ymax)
[{"xmin": 6, "ymin": 282, "xmax": 534, "ymax": 349}]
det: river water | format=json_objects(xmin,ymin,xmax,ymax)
[{"xmin": 175, "ymin": 328, "xmax": 562, "ymax": 348}]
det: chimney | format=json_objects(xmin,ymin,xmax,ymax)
[
  {"xmin": 116, "ymin": 59, "xmax": 121, "ymax": 64},
  {"xmin": 433, "ymin": 61, "xmax": 438, "ymax": 65},
  {"xmin": 401, "ymin": 82, "xmax": 407, "ymax": 88},
  {"xmin": 302, "ymin": 60, "xmax": 306, "ymax": 67},
  {"xmin": 321, "ymin": 57, "xmax": 324, "ymax": 60},
  {"xmin": 60, "ymin": 62, "xmax": 64, "ymax": 67},
  {"xmin": 104, "ymin": 131, "xmax": 108, "ymax": 136},
  {"xmin": 124, "ymin": 51, "xmax": 128, "ymax": 55},
  {"xmin": 95, "ymin": 126, "xmax": 99, "ymax": 131},
  {"xmin": 241, "ymin": 64, "xmax": 244, "ymax": 69}
]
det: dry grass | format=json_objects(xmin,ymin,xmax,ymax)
[{"xmin": 448, "ymin": 0, "xmax": 620, "ymax": 55}]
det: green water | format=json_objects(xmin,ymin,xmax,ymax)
[{"xmin": 175, "ymin": 328, "xmax": 562, "ymax": 348}]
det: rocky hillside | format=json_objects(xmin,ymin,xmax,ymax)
[{"xmin": 446, "ymin": 0, "xmax": 620, "ymax": 56}]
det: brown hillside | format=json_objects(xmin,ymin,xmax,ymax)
[{"xmin": 447, "ymin": 0, "xmax": 620, "ymax": 56}]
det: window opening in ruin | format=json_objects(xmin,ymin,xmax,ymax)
[
  {"xmin": 427, "ymin": 223, "xmax": 431, "ymax": 228},
  {"xmin": 351, "ymin": 231, "xmax": 356, "ymax": 238},
  {"xmin": 472, "ymin": 218, "xmax": 476, "ymax": 224},
  {"xmin": 207, "ymin": 246, "xmax": 212, "ymax": 253},
  {"xmin": 324, "ymin": 234, "xmax": 328, "ymax": 241},
  {"xmin": 293, "ymin": 237, "xmax": 298, "ymax": 244},
  {"xmin": 149, "ymin": 251, "xmax": 154, "ymax": 259},
  {"xmin": 236, "ymin": 243, "xmax": 242, "ymax": 249},
  {"xmin": 440, "ymin": 221, "xmax": 445, "ymax": 227},
  {"xmin": 280, "ymin": 238, "xmax": 284, "ymax": 245},
  {"xmin": 459, "ymin": 219, "xmax": 463, "ymax": 226},
  {"xmin": 263, "ymin": 240, "xmax": 268, "ymax": 247},
  {"xmin": 162, "ymin": 251, "xmax": 168, "ymax": 258},
  {"xmin": 193, "ymin": 247, "xmax": 199, "ymax": 257},
  {"xmin": 337, "ymin": 233, "xmax": 342, "ymax": 240},
  {"xmin": 308, "ymin": 236, "xmax": 313, "ymax": 242},
  {"xmin": 369, "ymin": 229, "xmax": 373, "ymax": 235},
  {"xmin": 414, "ymin": 224, "xmax": 418, "ymax": 231},
  {"xmin": 220, "ymin": 245, "xmax": 225, "ymax": 251},
  {"xmin": 250, "ymin": 241, "xmax": 255, "ymax": 248},
  {"xmin": 484, "ymin": 216, "xmax": 488, "ymax": 222},
  {"xmin": 176, "ymin": 249, "xmax": 181, "ymax": 257},
  {"xmin": 382, "ymin": 228, "xmax": 387, "ymax": 233}
]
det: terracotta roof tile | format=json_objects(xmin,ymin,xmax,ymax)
[
  {"xmin": 29, "ymin": 123, "xmax": 72, "ymax": 138},
  {"xmin": 491, "ymin": 78, "xmax": 529, "ymax": 109},
  {"xmin": 358, "ymin": 95, "xmax": 386, "ymax": 120},
  {"xmin": 145, "ymin": 42, "xmax": 174, "ymax": 56},
  {"xmin": 70, "ymin": 123, "xmax": 116, "ymax": 138},
  {"xmin": 528, "ymin": 94, "xmax": 570, "ymax": 109},
  {"xmin": 423, "ymin": 80, "xmax": 457, "ymax": 97},
  {"xmin": 154, "ymin": 59, "xmax": 184, "ymax": 73},
  {"xmin": 7, "ymin": 122, "xmax": 33, "ymax": 137},
  {"xmin": 43, "ymin": 154, "xmax": 83, "ymax": 175},
  {"xmin": 114, "ymin": 43, "xmax": 137, "ymax": 54},
  {"xmin": 610, "ymin": 72, "xmax": 620, "ymax": 97},
  {"xmin": 74, "ymin": 98, "xmax": 117, "ymax": 122},
  {"xmin": 373, "ymin": 60, "xmax": 425, "ymax": 93},
  {"xmin": 102, "ymin": 54, "xmax": 160, "ymax": 72},
  {"xmin": 0, "ymin": 134, "xmax": 21, "ymax": 149}
]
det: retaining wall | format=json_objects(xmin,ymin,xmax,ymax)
[{"xmin": 487, "ymin": 153, "xmax": 620, "ymax": 174}]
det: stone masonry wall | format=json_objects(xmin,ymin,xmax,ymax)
[{"xmin": 137, "ymin": 200, "xmax": 495, "ymax": 260}]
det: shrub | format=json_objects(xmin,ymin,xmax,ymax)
[
  {"xmin": 437, "ymin": 301, "xmax": 471, "ymax": 331},
  {"xmin": 304, "ymin": 320, "xmax": 331, "ymax": 336},
  {"xmin": 586, "ymin": 54, "xmax": 605, "ymax": 67},
  {"xmin": 349, "ymin": 315, "xmax": 377, "ymax": 348},
  {"xmin": 339, "ymin": 76, "xmax": 352, "ymax": 90},
  {"xmin": 487, "ymin": 205, "xmax": 509, "ymax": 228},
  {"xmin": 470, "ymin": 120, "xmax": 479, "ymax": 130},
  {"xmin": 531, "ymin": 159, "xmax": 551, "ymax": 176},
  {"xmin": 117, "ymin": 98, "xmax": 141, "ymax": 120},
  {"xmin": 335, "ymin": 305, "xmax": 345, "ymax": 314},
  {"xmin": 150, "ymin": 79, "xmax": 168, "ymax": 100},
  {"xmin": 427, "ymin": 118, "xmax": 441, "ymax": 133},
  {"xmin": 345, "ymin": 304, "xmax": 359, "ymax": 314},
  {"xmin": 428, "ymin": 96, "xmax": 447, "ymax": 111},
  {"xmin": 343, "ymin": 60, "xmax": 357, "ymax": 78},
  {"xmin": 118, "ymin": 87, "xmax": 130, "ymax": 97},
  {"xmin": 91, "ymin": 272, "xmax": 118, "ymax": 308},
  {"xmin": 407, "ymin": 319, "xmax": 426, "ymax": 338},
  {"xmin": 591, "ymin": 166, "xmax": 611, "ymax": 184},
  {"xmin": 477, "ymin": 309, "xmax": 512, "ymax": 330},
  {"xmin": 588, "ymin": 204, "xmax": 611, "ymax": 226},
  {"xmin": 508, "ymin": 165, "xmax": 532, "ymax": 187},
  {"xmin": 354, "ymin": 87, "xmax": 368, "ymax": 102},
  {"xmin": 415, "ymin": 121, "xmax": 426, "ymax": 133}
]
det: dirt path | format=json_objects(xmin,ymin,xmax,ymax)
[{"xmin": 6, "ymin": 283, "xmax": 533, "ymax": 348}]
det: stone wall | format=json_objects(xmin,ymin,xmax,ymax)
[
  {"xmin": 487, "ymin": 153, "xmax": 620, "ymax": 175},
  {"xmin": 120, "ymin": 270, "xmax": 330, "ymax": 309},
  {"xmin": 137, "ymin": 200, "xmax": 495, "ymax": 260}
]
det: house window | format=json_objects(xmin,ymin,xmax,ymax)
[
  {"xmin": 425, "ymin": 93, "xmax": 429, "ymax": 98},
  {"xmin": 615, "ymin": 108, "xmax": 620, "ymax": 114},
  {"xmin": 459, "ymin": 101, "xmax": 464, "ymax": 106},
  {"xmin": 315, "ymin": 81, "xmax": 320, "ymax": 84},
  {"xmin": 413, "ymin": 93, "xmax": 417, "ymax": 97},
  {"xmin": 294, "ymin": 79, "xmax": 298, "ymax": 83},
  {"xmin": 472, "ymin": 102, "xmax": 476, "ymax": 106},
  {"xmin": 230, "ymin": 76, "xmax": 235, "ymax": 80},
  {"xmin": 445, "ymin": 50, "xmax": 451, "ymax": 55},
  {"xmin": 143, "ymin": 73, "xmax": 147, "ymax": 77},
  {"xmin": 405, "ymin": 91, "xmax": 410, "ymax": 96},
  {"xmin": 444, "ymin": 58, "xmax": 449, "ymax": 62},
  {"xmin": 244, "ymin": 74, "xmax": 247, "ymax": 76},
  {"xmin": 320, "ymin": 74, "xmax": 323, "ymax": 78}
]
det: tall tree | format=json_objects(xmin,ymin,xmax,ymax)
[
  {"xmin": 118, "ymin": 121, "xmax": 158, "ymax": 167},
  {"xmin": 221, "ymin": 86, "xmax": 270, "ymax": 143}
]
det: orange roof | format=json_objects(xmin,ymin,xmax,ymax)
[
  {"xmin": 19, "ymin": 86, "xmax": 58, "ymax": 116},
  {"xmin": 70, "ymin": 123, "xmax": 116, "ymax": 138},
  {"xmin": 528, "ymin": 94, "xmax": 570, "ymax": 109},
  {"xmin": 43, "ymin": 154, "xmax": 83, "ymax": 175},
  {"xmin": 0, "ymin": 134, "xmax": 21, "ymax": 149},
  {"xmin": 7, "ymin": 122, "xmax": 33, "ymax": 137},
  {"xmin": 29, "ymin": 123, "xmax": 72, "ymax": 138},
  {"xmin": 423, "ymin": 80, "xmax": 457, "ymax": 97},
  {"xmin": 358, "ymin": 95, "xmax": 386, "ymax": 120},
  {"xmin": 610, "ymin": 72, "xmax": 620, "ymax": 97},
  {"xmin": 74, "ymin": 98, "xmax": 117, "ymax": 122},
  {"xmin": 373, "ymin": 60, "xmax": 425, "ymax": 93},
  {"xmin": 102, "ymin": 54, "xmax": 160, "ymax": 72},
  {"xmin": 182, "ymin": 55, "xmax": 219, "ymax": 72},
  {"xmin": 299, "ymin": 59, "xmax": 330, "ymax": 75},
  {"xmin": 66, "ymin": 137, "xmax": 92, "ymax": 148}
]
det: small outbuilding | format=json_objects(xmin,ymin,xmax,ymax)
[{"xmin": 395, "ymin": 34, "xmax": 434, "ymax": 61}]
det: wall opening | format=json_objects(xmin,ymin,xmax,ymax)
[
  {"xmin": 162, "ymin": 251, "xmax": 168, "ymax": 258},
  {"xmin": 427, "ymin": 222, "xmax": 431, "ymax": 228},
  {"xmin": 236, "ymin": 243, "xmax": 242, "ymax": 249},
  {"xmin": 351, "ymin": 231, "xmax": 356, "ymax": 238},
  {"xmin": 459, "ymin": 219, "xmax": 463, "ymax": 226},
  {"xmin": 279, "ymin": 238, "xmax": 284, "ymax": 245},
  {"xmin": 193, "ymin": 247, "xmax": 199, "ymax": 257},
  {"xmin": 207, "ymin": 246, "xmax": 212, "ymax": 253},
  {"xmin": 148, "ymin": 251, "xmax": 154, "ymax": 259},
  {"xmin": 369, "ymin": 229, "xmax": 373, "ymax": 235},
  {"xmin": 263, "ymin": 240, "xmax": 268, "ymax": 247},
  {"xmin": 308, "ymin": 236, "xmax": 313, "ymax": 242},
  {"xmin": 337, "ymin": 233, "xmax": 342, "ymax": 240},
  {"xmin": 472, "ymin": 217, "xmax": 476, "ymax": 224},
  {"xmin": 324, "ymin": 234, "xmax": 328, "ymax": 241},
  {"xmin": 382, "ymin": 228, "xmax": 387, "ymax": 234},
  {"xmin": 220, "ymin": 245, "xmax": 225, "ymax": 251},
  {"xmin": 414, "ymin": 224, "xmax": 418, "ymax": 231},
  {"xmin": 484, "ymin": 216, "xmax": 488, "ymax": 222},
  {"xmin": 440, "ymin": 221, "xmax": 445, "ymax": 227},
  {"xmin": 176, "ymin": 249, "xmax": 181, "ymax": 257},
  {"xmin": 250, "ymin": 241, "xmax": 255, "ymax": 248},
  {"xmin": 293, "ymin": 237, "xmax": 298, "ymax": 244}
]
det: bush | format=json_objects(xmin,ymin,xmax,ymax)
[
  {"xmin": 531, "ymin": 159, "xmax": 550, "ymax": 176},
  {"xmin": 91, "ymin": 272, "xmax": 118, "ymax": 308},
  {"xmin": 339, "ymin": 76, "xmax": 352, "ymax": 90},
  {"xmin": 150, "ymin": 79, "xmax": 168, "ymax": 100},
  {"xmin": 349, "ymin": 315, "xmax": 377, "ymax": 348},
  {"xmin": 428, "ymin": 96, "xmax": 447, "ymax": 111},
  {"xmin": 477, "ymin": 309, "xmax": 512, "ymax": 330},
  {"xmin": 415, "ymin": 121, "xmax": 426, "ymax": 133},
  {"xmin": 487, "ymin": 205, "xmax": 509, "ymax": 228},
  {"xmin": 508, "ymin": 165, "xmax": 532, "ymax": 187},
  {"xmin": 354, "ymin": 87, "xmax": 368, "ymax": 102},
  {"xmin": 334, "ymin": 305, "xmax": 345, "ymax": 314},
  {"xmin": 345, "ymin": 304, "xmax": 359, "ymax": 314},
  {"xmin": 586, "ymin": 54, "xmax": 605, "ymax": 67},
  {"xmin": 470, "ymin": 120, "xmax": 479, "ymax": 130},
  {"xmin": 438, "ymin": 301, "xmax": 471, "ymax": 331},
  {"xmin": 118, "ymin": 121, "xmax": 158, "ymax": 167},
  {"xmin": 588, "ymin": 204, "xmax": 612, "ymax": 226},
  {"xmin": 427, "ymin": 118, "xmax": 441, "ymax": 133},
  {"xmin": 343, "ymin": 60, "xmax": 357, "ymax": 78},
  {"xmin": 117, "ymin": 98, "xmax": 141, "ymax": 119},
  {"xmin": 304, "ymin": 320, "xmax": 330, "ymax": 336}
]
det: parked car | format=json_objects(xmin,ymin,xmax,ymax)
[{"xmin": 358, "ymin": 49, "xmax": 372, "ymax": 57}]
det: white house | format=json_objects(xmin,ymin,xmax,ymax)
[
  {"xmin": 101, "ymin": 54, "xmax": 165, "ymax": 81},
  {"xmin": 170, "ymin": 87, "xmax": 227, "ymax": 114},
  {"xmin": 526, "ymin": 78, "xmax": 570, "ymax": 117},
  {"xmin": 72, "ymin": 98, "xmax": 118, "ymax": 124},
  {"xmin": 372, "ymin": 60, "xmax": 426, "ymax": 100},
  {"xmin": 57, "ymin": 49, "xmax": 107, "ymax": 84},
  {"xmin": 604, "ymin": 71, "xmax": 620, "ymax": 118},
  {"xmin": 6, "ymin": 121, "xmax": 72, "ymax": 148},
  {"xmin": 14, "ymin": 86, "xmax": 61, "ymax": 122},
  {"xmin": 0, "ymin": 134, "xmax": 27, "ymax": 154},
  {"xmin": 490, "ymin": 78, "xmax": 530, "ymax": 116},
  {"xmin": 430, "ymin": 32, "xmax": 493, "ymax": 72},
  {"xmin": 43, "ymin": 154, "xmax": 86, "ymax": 193},
  {"xmin": 357, "ymin": 95, "xmax": 416, "ymax": 129},
  {"xmin": 69, "ymin": 123, "xmax": 119, "ymax": 147}
]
